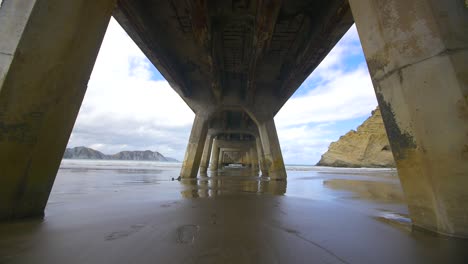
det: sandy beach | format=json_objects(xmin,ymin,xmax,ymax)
[{"xmin": 0, "ymin": 160, "xmax": 466, "ymax": 263}]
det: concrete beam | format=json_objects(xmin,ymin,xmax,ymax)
[
  {"xmin": 180, "ymin": 114, "xmax": 209, "ymax": 178},
  {"xmin": 215, "ymin": 139, "xmax": 254, "ymax": 149},
  {"xmin": 350, "ymin": 0, "xmax": 468, "ymax": 237},
  {"xmin": 0, "ymin": 0, "xmax": 116, "ymax": 220},
  {"xmin": 115, "ymin": 1, "xmax": 353, "ymax": 118},
  {"xmin": 114, "ymin": 1, "xmax": 192, "ymax": 98},
  {"xmin": 246, "ymin": 0, "xmax": 282, "ymax": 104},
  {"xmin": 208, "ymin": 128, "xmax": 258, "ymax": 138}
]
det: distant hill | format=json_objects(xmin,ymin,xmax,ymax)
[
  {"xmin": 316, "ymin": 107, "xmax": 395, "ymax": 168},
  {"xmin": 63, "ymin": 146, "xmax": 108, "ymax": 160},
  {"xmin": 63, "ymin": 146, "xmax": 179, "ymax": 162}
]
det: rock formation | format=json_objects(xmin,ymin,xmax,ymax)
[
  {"xmin": 63, "ymin": 147, "xmax": 178, "ymax": 162},
  {"xmin": 63, "ymin": 146, "xmax": 108, "ymax": 160},
  {"xmin": 317, "ymin": 108, "xmax": 395, "ymax": 168},
  {"xmin": 111, "ymin": 150, "xmax": 166, "ymax": 161}
]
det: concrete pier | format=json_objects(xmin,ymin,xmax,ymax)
[
  {"xmin": 213, "ymin": 139, "xmax": 257, "ymax": 168},
  {"xmin": 258, "ymin": 119, "xmax": 287, "ymax": 180},
  {"xmin": 199, "ymin": 135, "xmax": 213, "ymax": 173},
  {"xmin": 349, "ymin": 0, "xmax": 468, "ymax": 237},
  {"xmin": 218, "ymin": 149, "xmax": 225, "ymax": 168},
  {"xmin": 250, "ymin": 146, "xmax": 259, "ymax": 171},
  {"xmin": 256, "ymin": 138, "xmax": 269, "ymax": 176},
  {"xmin": 194, "ymin": 112, "xmax": 277, "ymax": 176},
  {"xmin": 180, "ymin": 115, "xmax": 209, "ymax": 178},
  {"xmin": 210, "ymin": 139, "xmax": 220, "ymax": 171},
  {"xmin": 0, "ymin": 0, "xmax": 116, "ymax": 220},
  {"xmin": 1, "ymin": 0, "xmax": 466, "ymax": 239},
  {"xmin": 244, "ymin": 149, "xmax": 252, "ymax": 168}
]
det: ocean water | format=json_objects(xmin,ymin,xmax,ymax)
[{"xmin": 51, "ymin": 160, "xmax": 407, "ymax": 224}]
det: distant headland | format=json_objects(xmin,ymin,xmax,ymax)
[{"xmin": 63, "ymin": 146, "xmax": 179, "ymax": 162}]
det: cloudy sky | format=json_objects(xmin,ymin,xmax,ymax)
[{"xmin": 67, "ymin": 18, "xmax": 377, "ymax": 165}]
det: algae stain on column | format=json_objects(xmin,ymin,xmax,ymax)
[{"xmin": 375, "ymin": 92, "xmax": 416, "ymax": 161}]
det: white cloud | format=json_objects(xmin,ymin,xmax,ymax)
[
  {"xmin": 68, "ymin": 18, "xmax": 194, "ymax": 160},
  {"xmin": 69, "ymin": 21, "xmax": 377, "ymax": 165},
  {"xmin": 276, "ymin": 67, "xmax": 376, "ymax": 126},
  {"xmin": 277, "ymin": 123, "xmax": 337, "ymax": 164},
  {"xmin": 275, "ymin": 25, "xmax": 378, "ymax": 164}
]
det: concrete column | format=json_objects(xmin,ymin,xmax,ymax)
[
  {"xmin": 256, "ymin": 137, "xmax": 268, "ymax": 176},
  {"xmin": 250, "ymin": 146, "xmax": 259, "ymax": 171},
  {"xmin": 350, "ymin": 0, "xmax": 468, "ymax": 237},
  {"xmin": 180, "ymin": 114, "xmax": 209, "ymax": 178},
  {"xmin": 218, "ymin": 149, "xmax": 224, "ymax": 169},
  {"xmin": 244, "ymin": 150, "xmax": 251, "ymax": 167},
  {"xmin": 199, "ymin": 134, "xmax": 213, "ymax": 173},
  {"xmin": 0, "ymin": 0, "xmax": 116, "ymax": 220},
  {"xmin": 210, "ymin": 138, "xmax": 219, "ymax": 171},
  {"xmin": 258, "ymin": 119, "xmax": 286, "ymax": 180}
]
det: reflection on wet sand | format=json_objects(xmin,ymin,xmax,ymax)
[
  {"xmin": 320, "ymin": 171, "xmax": 410, "ymax": 229},
  {"xmin": 181, "ymin": 169, "xmax": 287, "ymax": 198},
  {"xmin": 1, "ymin": 161, "xmax": 468, "ymax": 264},
  {"xmin": 323, "ymin": 178, "xmax": 405, "ymax": 203}
]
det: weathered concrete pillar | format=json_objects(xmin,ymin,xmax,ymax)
[
  {"xmin": 0, "ymin": 0, "xmax": 116, "ymax": 220},
  {"xmin": 250, "ymin": 146, "xmax": 259, "ymax": 171},
  {"xmin": 210, "ymin": 138, "xmax": 219, "ymax": 171},
  {"xmin": 258, "ymin": 119, "xmax": 286, "ymax": 180},
  {"xmin": 244, "ymin": 150, "xmax": 251, "ymax": 167},
  {"xmin": 180, "ymin": 114, "xmax": 209, "ymax": 178},
  {"xmin": 218, "ymin": 148, "xmax": 226, "ymax": 169},
  {"xmin": 256, "ymin": 137, "xmax": 268, "ymax": 176},
  {"xmin": 199, "ymin": 134, "xmax": 213, "ymax": 173},
  {"xmin": 218, "ymin": 148, "xmax": 224, "ymax": 169},
  {"xmin": 350, "ymin": 0, "xmax": 468, "ymax": 237}
]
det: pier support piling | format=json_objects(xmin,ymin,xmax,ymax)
[
  {"xmin": 258, "ymin": 119, "xmax": 286, "ymax": 180},
  {"xmin": 180, "ymin": 115, "xmax": 209, "ymax": 178},
  {"xmin": 350, "ymin": 0, "xmax": 468, "ymax": 237},
  {"xmin": 0, "ymin": 0, "xmax": 116, "ymax": 220},
  {"xmin": 210, "ymin": 139, "xmax": 220, "ymax": 172},
  {"xmin": 256, "ymin": 137, "xmax": 268, "ymax": 176},
  {"xmin": 199, "ymin": 135, "xmax": 213, "ymax": 173}
]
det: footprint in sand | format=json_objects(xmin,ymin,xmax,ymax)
[
  {"xmin": 105, "ymin": 224, "xmax": 145, "ymax": 241},
  {"xmin": 176, "ymin": 224, "xmax": 200, "ymax": 244}
]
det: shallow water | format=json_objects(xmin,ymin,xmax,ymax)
[
  {"xmin": 1, "ymin": 160, "xmax": 467, "ymax": 264},
  {"xmin": 52, "ymin": 160, "xmax": 407, "ymax": 220}
]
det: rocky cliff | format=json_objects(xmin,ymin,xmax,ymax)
[
  {"xmin": 63, "ymin": 146, "xmax": 178, "ymax": 162},
  {"xmin": 316, "ymin": 108, "xmax": 395, "ymax": 168}
]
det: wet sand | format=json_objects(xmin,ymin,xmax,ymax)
[{"xmin": 0, "ymin": 160, "xmax": 467, "ymax": 263}]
